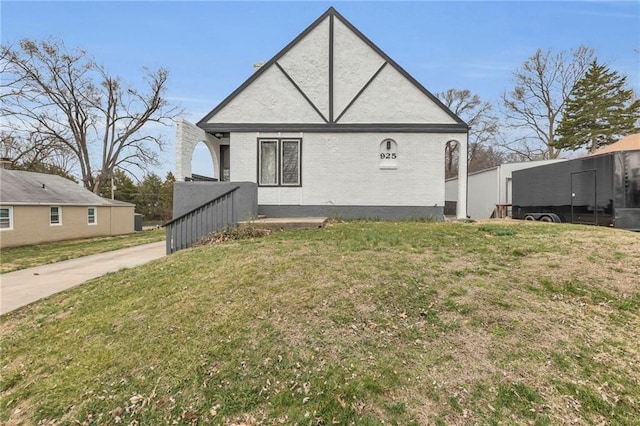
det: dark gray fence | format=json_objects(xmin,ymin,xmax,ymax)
[{"xmin": 164, "ymin": 186, "xmax": 239, "ymax": 254}]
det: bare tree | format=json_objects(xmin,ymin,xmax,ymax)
[
  {"xmin": 1, "ymin": 38, "xmax": 180, "ymax": 193},
  {"xmin": 501, "ymin": 46, "xmax": 594, "ymax": 159},
  {"xmin": 437, "ymin": 89, "xmax": 500, "ymax": 177},
  {"xmin": 0, "ymin": 130, "xmax": 76, "ymax": 177}
]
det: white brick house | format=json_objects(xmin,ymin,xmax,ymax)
[{"xmin": 175, "ymin": 7, "xmax": 468, "ymax": 219}]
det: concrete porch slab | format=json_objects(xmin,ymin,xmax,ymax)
[{"xmin": 238, "ymin": 217, "xmax": 328, "ymax": 231}]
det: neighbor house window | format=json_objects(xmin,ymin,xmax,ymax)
[
  {"xmin": 258, "ymin": 138, "xmax": 301, "ymax": 186},
  {"xmin": 50, "ymin": 206, "xmax": 62, "ymax": 225},
  {"xmin": 87, "ymin": 207, "xmax": 97, "ymax": 225},
  {"xmin": 0, "ymin": 207, "xmax": 13, "ymax": 230}
]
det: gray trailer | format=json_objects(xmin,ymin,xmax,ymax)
[{"xmin": 511, "ymin": 150, "xmax": 640, "ymax": 230}]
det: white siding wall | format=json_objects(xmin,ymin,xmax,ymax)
[
  {"xmin": 278, "ymin": 18, "xmax": 330, "ymax": 120},
  {"xmin": 231, "ymin": 132, "xmax": 457, "ymax": 207},
  {"xmin": 468, "ymin": 168, "xmax": 499, "ymax": 219},
  {"xmin": 332, "ymin": 18, "xmax": 385, "ymax": 118},
  {"xmin": 338, "ymin": 65, "xmax": 458, "ymax": 124},
  {"xmin": 207, "ymin": 66, "xmax": 324, "ymax": 124}
]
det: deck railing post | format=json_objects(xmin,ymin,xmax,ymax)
[
  {"xmin": 165, "ymin": 225, "xmax": 171, "ymax": 255},
  {"xmin": 232, "ymin": 192, "xmax": 237, "ymax": 229}
]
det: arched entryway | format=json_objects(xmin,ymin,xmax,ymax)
[
  {"xmin": 444, "ymin": 140, "xmax": 459, "ymax": 180},
  {"xmin": 191, "ymin": 141, "xmax": 216, "ymax": 179},
  {"xmin": 175, "ymin": 119, "xmax": 223, "ymax": 181},
  {"xmin": 444, "ymin": 138, "xmax": 468, "ymax": 219}
]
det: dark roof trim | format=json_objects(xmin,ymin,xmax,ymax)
[
  {"xmin": 328, "ymin": 13, "xmax": 334, "ymax": 122},
  {"xmin": 275, "ymin": 62, "xmax": 328, "ymax": 123},
  {"xmin": 335, "ymin": 61, "xmax": 387, "ymax": 123},
  {"xmin": 330, "ymin": 8, "xmax": 466, "ymax": 126},
  {"xmin": 197, "ymin": 7, "xmax": 467, "ymax": 128},
  {"xmin": 200, "ymin": 123, "xmax": 468, "ymax": 134},
  {"xmin": 197, "ymin": 8, "xmax": 335, "ymax": 127}
]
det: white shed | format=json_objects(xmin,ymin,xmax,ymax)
[{"xmin": 445, "ymin": 160, "xmax": 566, "ymax": 219}]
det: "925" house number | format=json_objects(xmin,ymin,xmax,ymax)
[{"xmin": 380, "ymin": 153, "xmax": 397, "ymax": 159}]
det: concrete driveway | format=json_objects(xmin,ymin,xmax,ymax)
[{"xmin": 1, "ymin": 241, "xmax": 166, "ymax": 315}]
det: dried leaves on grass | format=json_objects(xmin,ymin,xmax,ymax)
[
  {"xmin": 195, "ymin": 227, "xmax": 272, "ymax": 246},
  {"xmin": 1, "ymin": 221, "xmax": 639, "ymax": 425}
]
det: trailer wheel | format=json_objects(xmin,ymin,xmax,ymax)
[
  {"xmin": 524, "ymin": 215, "xmax": 536, "ymax": 221},
  {"xmin": 540, "ymin": 216, "xmax": 553, "ymax": 222}
]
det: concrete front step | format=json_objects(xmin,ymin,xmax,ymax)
[{"xmin": 238, "ymin": 217, "xmax": 328, "ymax": 231}]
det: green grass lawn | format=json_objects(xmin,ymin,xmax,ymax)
[
  {"xmin": 1, "ymin": 221, "xmax": 639, "ymax": 425},
  {"xmin": 0, "ymin": 228, "xmax": 165, "ymax": 273}
]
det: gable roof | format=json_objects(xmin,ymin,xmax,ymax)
[
  {"xmin": 0, "ymin": 169, "xmax": 134, "ymax": 206},
  {"xmin": 198, "ymin": 7, "xmax": 467, "ymax": 134},
  {"xmin": 588, "ymin": 133, "xmax": 640, "ymax": 156}
]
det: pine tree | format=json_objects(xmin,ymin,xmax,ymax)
[
  {"xmin": 135, "ymin": 173, "xmax": 163, "ymax": 221},
  {"xmin": 159, "ymin": 172, "xmax": 176, "ymax": 221},
  {"xmin": 554, "ymin": 60, "xmax": 640, "ymax": 153},
  {"xmin": 97, "ymin": 169, "xmax": 137, "ymax": 203}
]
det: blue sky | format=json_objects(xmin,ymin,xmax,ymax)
[{"xmin": 2, "ymin": 1, "xmax": 639, "ymax": 178}]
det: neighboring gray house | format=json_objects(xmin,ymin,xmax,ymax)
[
  {"xmin": 0, "ymin": 168, "xmax": 135, "ymax": 248},
  {"xmin": 445, "ymin": 160, "xmax": 567, "ymax": 219},
  {"xmin": 174, "ymin": 7, "xmax": 469, "ymax": 220}
]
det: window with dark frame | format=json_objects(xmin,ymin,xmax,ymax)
[
  {"xmin": 258, "ymin": 138, "xmax": 301, "ymax": 186},
  {"xmin": 281, "ymin": 140, "xmax": 300, "ymax": 185},
  {"xmin": 260, "ymin": 139, "xmax": 278, "ymax": 185}
]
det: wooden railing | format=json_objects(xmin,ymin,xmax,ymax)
[{"xmin": 164, "ymin": 186, "xmax": 239, "ymax": 254}]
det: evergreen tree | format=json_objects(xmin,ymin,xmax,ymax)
[
  {"xmin": 135, "ymin": 173, "xmax": 163, "ymax": 221},
  {"xmin": 159, "ymin": 172, "xmax": 176, "ymax": 221},
  {"xmin": 98, "ymin": 169, "xmax": 137, "ymax": 203},
  {"xmin": 554, "ymin": 60, "xmax": 640, "ymax": 153},
  {"xmin": 502, "ymin": 46, "xmax": 594, "ymax": 159}
]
